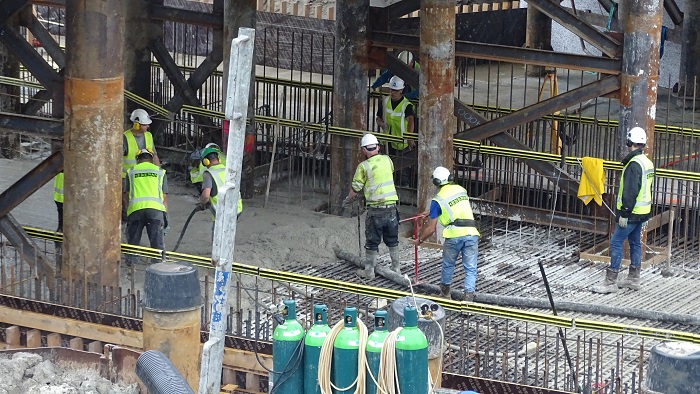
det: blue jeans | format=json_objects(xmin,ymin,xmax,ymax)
[
  {"xmin": 609, "ymin": 220, "xmax": 644, "ymax": 271},
  {"xmin": 441, "ymin": 235, "xmax": 479, "ymax": 292}
]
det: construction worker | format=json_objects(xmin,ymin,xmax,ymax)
[
  {"xmin": 591, "ymin": 127, "xmax": 654, "ymax": 293},
  {"xmin": 376, "ymin": 75, "xmax": 415, "ymax": 186},
  {"xmin": 191, "ymin": 143, "xmax": 226, "ymax": 193},
  {"xmin": 123, "ymin": 109, "xmax": 160, "ymax": 179},
  {"xmin": 197, "ymin": 147, "xmax": 242, "ymax": 227},
  {"xmin": 344, "ymin": 133, "xmax": 401, "ymax": 279},
  {"xmin": 53, "ymin": 171, "xmax": 63, "ymax": 233},
  {"xmin": 371, "ymin": 50, "xmax": 419, "ymax": 100},
  {"xmin": 409, "ymin": 166, "xmax": 480, "ymax": 301},
  {"xmin": 123, "ymin": 148, "xmax": 168, "ymax": 261}
]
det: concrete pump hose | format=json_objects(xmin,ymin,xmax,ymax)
[{"xmin": 318, "ymin": 318, "xmax": 369, "ymax": 394}]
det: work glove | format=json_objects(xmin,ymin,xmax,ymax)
[
  {"xmin": 618, "ymin": 216, "xmax": 628, "ymax": 228},
  {"xmin": 195, "ymin": 202, "xmax": 209, "ymax": 212},
  {"xmin": 342, "ymin": 197, "xmax": 353, "ymax": 207}
]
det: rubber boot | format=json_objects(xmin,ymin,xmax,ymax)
[
  {"xmin": 388, "ymin": 246, "xmax": 401, "ymax": 274},
  {"xmin": 618, "ymin": 265, "xmax": 641, "ymax": 290},
  {"xmin": 590, "ymin": 268, "xmax": 619, "ymax": 294},
  {"xmin": 439, "ymin": 284, "xmax": 451, "ymax": 299},
  {"xmin": 357, "ymin": 250, "xmax": 378, "ymax": 280}
]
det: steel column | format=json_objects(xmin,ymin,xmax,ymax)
[
  {"xmin": 525, "ymin": 1, "xmax": 554, "ymax": 76},
  {"xmin": 124, "ymin": 0, "xmax": 151, "ymax": 117},
  {"xmin": 617, "ymin": 0, "xmax": 662, "ymax": 159},
  {"xmin": 0, "ymin": 24, "xmax": 62, "ymax": 93},
  {"xmin": 63, "ymin": 0, "xmax": 124, "ymax": 289},
  {"xmin": 679, "ymin": 0, "xmax": 700, "ymax": 97},
  {"xmin": 417, "ymin": 0, "xmax": 455, "ymax": 212},
  {"xmin": 0, "ymin": 8, "xmax": 20, "ymax": 159},
  {"xmin": 224, "ymin": 0, "xmax": 256, "ymax": 199},
  {"xmin": 0, "ymin": 0, "xmax": 29, "ymax": 25},
  {"xmin": 526, "ymin": 0, "xmax": 621, "ymax": 58},
  {"xmin": 330, "ymin": 0, "xmax": 369, "ymax": 215}
]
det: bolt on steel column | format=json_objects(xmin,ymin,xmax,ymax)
[
  {"xmin": 63, "ymin": 1, "xmax": 124, "ymax": 290},
  {"xmin": 418, "ymin": 0, "xmax": 455, "ymax": 214}
]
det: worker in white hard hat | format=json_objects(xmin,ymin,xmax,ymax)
[
  {"xmin": 410, "ymin": 166, "xmax": 480, "ymax": 302},
  {"xmin": 122, "ymin": 109, "xmax": 161, "ymax": 225},
  {"xmin": 122, "ymin": 148, "xmax": 168, "ymax": 265},
  {"xmin": 591, "ymin": 127, "xmax": 654, "ymax": 294},
  {"xmin": 376, "ymin": 75, "xmax": 415, "ymax": 186},
  {"xmin": 343, "ymin": 133, "xmax": 401, "ymax": 279},
  {"xmin": 371, "ymin": 50, "xmax": 420, "ymax": 100}
]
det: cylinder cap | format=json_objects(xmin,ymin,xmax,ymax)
[
  {"xmin": 374, "ymin": 310, "xmax": 388, "ymax": 331},
  {"xmin": 404, "ymin": 305, "xmax": 418, "ymax": 327},
  {"xmin": 344, "ymin": 307, "xmax": 357, "ymax": 328},
  {"xmin": 143, "ymin": 262, "xmax": 201, "ymax": 312},
  {"xmin": 284, "ymin": 299, "xmax": 297, "ymax": 321},
  {"xmin": 313, "ymin": 304, "xmax": 328, "ymax": 325}
]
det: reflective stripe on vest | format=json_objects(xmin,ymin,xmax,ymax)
[
  {"xmin": 383, "ymin": 96, "xmax": 411, "ymax": 151},
  {"xmin": 433, "ymin": 184, "xmax": 480, "ymax": 238},
  {"xmin": 53, "ymin": 172, "xmax": 64, "ymax": 203},
  {"xmin": 354, "ymin": 155, "xmax": 398, "ymax": 205},
  {"xmin": 617, "ymin": 153, "xmax": 654, "ymax": 215},
  {"xmin": 205, "ymin": 164, "xmax": 242, "ymax": 220},
  {"xmin": 127, "ymin": 162, "xmax": 165, "ymax": 215},
  {"xmin": 123, "ymin": 130, "xmax": 155, "ymax": 178}
]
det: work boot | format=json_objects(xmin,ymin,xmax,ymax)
[
  {"xmin": 618, "ymin": 265, "xmax": 641, "ymax": 290},
  {"xmin": 590, "ymin": 268, "xmax": 619, "ymax": 294},
  {"xmin": 464, "ymin": 291, "xmax": 475, "ymax": 302},
  {"xmin": 388, "ymin": 246, "xmax": 401, "ymax": 274},
  {"xmin": 439, "ymin": 284, "xmax": 451, "ymax": 299},
  {"xmin": 357, "ymin": 250, "xmax": 378, "ymax": 280}
]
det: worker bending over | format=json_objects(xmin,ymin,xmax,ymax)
[
  {"xmin": 123, "ymin": 149, "xmax": 168, "ymax": 263},
  {"xmin": 197, "ymin": 147, "xmax": 242, "ymax": 231},
  {"xmin": 344, "ymin": 133, "xmax": 401, "ymax": 279},
  {"xmin": 410, "ymin": 166, "xmax": 480, "ymax": 301}
]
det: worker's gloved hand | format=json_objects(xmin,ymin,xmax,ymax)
[
  {"xmin": 342, "ymin": 196, "xmax": 354, "ymax": 207},
  {"xmin": 195, "ymin": 202, "xmax": 210, "ymax": 212},
  {"xmin": 618, "ymin": 216, "xmax": 628, "ymax": 228}
]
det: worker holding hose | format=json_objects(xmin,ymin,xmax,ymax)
[
  {"xmin": 344, "ymin": 133, "xmax": 402, "ymax": 279},
  {"xmin": 197, "ymin": 147, "xmax": 242, "ymax": 233},
  {"xmin": 409, "ymin": 166, "xmax": 480, "ymax": 301}
]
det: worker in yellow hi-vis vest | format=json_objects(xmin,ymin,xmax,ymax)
[
  {"xmin": 197, "ymin": 147, "xmax": 242, "ymax": 237},
  {"xmin": 123, "ymin": 148, "xmax": 168, "ymax": 264}
]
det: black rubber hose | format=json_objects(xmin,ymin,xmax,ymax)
[{"xmin": 172, "ymin": 207, "xmax": 199, "ymax": 252}]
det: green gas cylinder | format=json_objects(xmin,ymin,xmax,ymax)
[
  {"xmin": 304, "ymin": 304, "xmax": 331, "ymax": 394},
  {"xmin": 272, "ymin": 299, "xmax": 305, "ymax": 394},
  {"xmin": 395, "ymin": 305, "xmax": 429, "ymax": 394},
  {"xmin": 365, "ymin": 310, "xmax": 389, "ymax": 394},
  {"xmin": 332, "ymin": 306, "xmax": 360, "ymax": 394}
]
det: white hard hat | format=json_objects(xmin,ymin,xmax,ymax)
[
  {"xmin": 389, "ymin": 76, "xmax": 405, "ymax": 90},
  {"xmin": 432, "ymin": 166, "xmax": 451, "ymax": 186},
  {"xmin": 627, "ymin": 127, "xmax": 647, "ymax": 144},
  {"xmin": 204, "ymin": 142, "xmax": 220, "ymax": 150},
  {"xmin": 361, "ymin": 133, "xmax": 379, "ymax": 147},
  {"xmin": 398, "ymin": 51, "xmax": 413, "ymax": 64},
  {"xmin": 130, "ymin": 109, "xmax": 152, "ymax": 125}
]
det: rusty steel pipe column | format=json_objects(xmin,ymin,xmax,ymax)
[
  {"xmin": 63, "ymin": 1, "xmax": 124, "ymax": 289},
  {"xmin": 417, "ymin": 0, "xmax": 455, "ymax": 213},
  {"xmin": 679, "ymin": 1, "xmax": 700, "ymax": 99},
  {"xmin": 124, "ymin": 0, "xmax": 151, "ymax": 117},
  {"xmin": 225, "ymin": 0, "xmax": 256, "ymax": 199},
  {"xmin": 617, "ymin": 0, "xmax": 662, "ymax": 159},
  {"xmin": 330, "ymin": 0, "xmax": 369, "ymax": 215},
  {"xmin": 525, "ymin": 3, "xmax": 554, "ymax": 76}
]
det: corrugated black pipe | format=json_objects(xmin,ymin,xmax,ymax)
[{"xmin": 136, "ymin": 350, "xmax": 195, "ymax": 394}]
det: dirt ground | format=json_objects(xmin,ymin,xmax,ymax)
[{"xmin": 1, "ymin": 157, "xmax": 416, "ymax": 271}]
